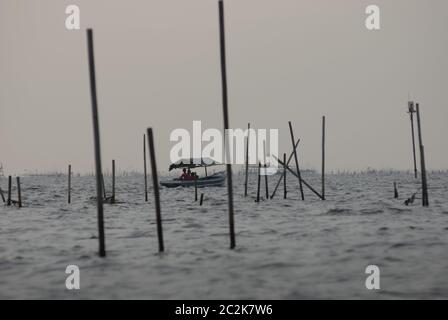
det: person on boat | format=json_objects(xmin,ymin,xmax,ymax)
[
  {"xmin": 186, "ymin": 169, "xmax": 194, "ymax": 180},
  {"xmin": 180, "ymin": 168, "xmax": 188, "ymax": 180}
]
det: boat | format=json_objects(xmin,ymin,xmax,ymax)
[
  {"xmin": 160, "ymin": 158, "xmax": 226, "ymax": 188},
  {"xmin": 160, "ymin": 171, "xmax": 225, "ymax": 188}
]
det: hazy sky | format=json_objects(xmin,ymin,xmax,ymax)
[{"xmin": 1, "ymin": 0, "xmax": 447, "ymax": 174}]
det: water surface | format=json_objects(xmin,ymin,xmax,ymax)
[{"xmin": 1, "ymin": 171, "xmax": 447, "ymax": 299}]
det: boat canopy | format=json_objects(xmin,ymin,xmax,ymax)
[{"xmin": 168, "ymin": 158, "xmax": 220, "ymax": 171}]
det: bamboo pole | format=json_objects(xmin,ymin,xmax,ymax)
[
  {"xmin": 87, "ymin": 28, "xmax": 106, "ymax": 257},
  {"xmin": 195, "ymin": 178, "xmax": 198, "ymax": 202},
  {"xmin": 408, "ymin": 102, "xmax": 418, "ymax": 179},
  {"xmin": 244, "ymin": 123, "xmax": 250, "ymax": 197},
  {"xmin": 68, "ymin": 164, "xmax": 72, "ymax": 204},
  {"xmin": 7, "ymin": 175, "xmax": 11, "ymax": 206},
  {"xmin": 264, "ymin": 163, "xmax": 269, "ymax": 199},
  {"xmin": 322, "ymin": 116, "xmax": 326, "ymax": 200},
  {"xmin": 394, "ymin": 182, "xmax": 398, "ymax": 199},
  {"xmin": 147, "ymin": 128, "xmax": 164, "ymax": 252},
  {"xmin": 256, "ymin": 162, "xmax": 261, "ymax": 202},
  {"xmin": 274, "ymin": 155, "xmax": 324, "ymax": 200},
  {"xmin": 111, "ymin": 159, "xmax": 116, "ymax": 204},
  {"xmin": 263, "ymin": 141, "xmax": 269, "ymax": 200},
  {"xmin": 143, "ymin": 134, "xmax": 148, "ymax": 202},
  {"xmin": 416, "ymin": 103, "xmax": 429, "ymax": 206},
  {"xmin": 200, "ymin": 193, "xmax": 204, "ymax": 206},
  {"xmin": 16, "ymin": 177, "xmax": 22, "ymax": 208},
  {"xmin": 288, "ymin": 121, "xmax": 305, "ymax": 200},
  {"xmin": 218, "ymin": 0, "xmax": 236, "ymax": 249},
  {"xmin": 283, "ymin": 153, "xmax": 287, "ymax": 199},
  {"xmin": 421, "ymin": 145, "xmax": 429, "ymax": 206},
  {"xmin": 270, "ymin": 138, "xmax": 300, "ymax": 199}
]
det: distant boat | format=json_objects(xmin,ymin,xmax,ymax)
[
  {"xmin": 161, "ymin": 171, "xmax": 226, "ymax": 188},
  {"xmin": 160, "ymin": 158, "xmax": 226, "ymax": 188}
]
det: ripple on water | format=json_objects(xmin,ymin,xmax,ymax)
[
  {"xmin": 325, "ymin": 208, "xmax": 354, "ymax": 216},
  {"xmin": 387, "ymin": 207, "xmax": 412, "ymax": 214},
  {"xmin": 183, "ymin": 223, "xmax": 203, "ymax": 229},
  {"xmin": 118, "ymin": 230, "xmax": 151, "ymax": 239},
  {"xmin": 359, "ymin": 208, "xmax": 384, "ymax": 215},
  {"xmin": 388, "ymin": 242, "xmax": 415, "ymax": 250}
]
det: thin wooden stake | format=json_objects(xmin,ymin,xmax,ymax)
[
  {"xmin": 416, "ymin": 103, "xmax": 429, "ymax": 206},
  {"xmin": 111, "ymin": 159, "xmax": 116, "ymax": 204},
  {"xmin": 264, "ymin": 163, "xmax": 269, "ymax": 199},
  {"xmin": 143, "ymin": 134, "xmax": 148, "ymax": 202},
  {"xmin": 263, "ymin": 141, "xmax": 269, "ymax": 199},
  {"xmin": 218, "ymin": 0, "xmax": 236, "ymax": 249},
  {"xmin": 394, "ymin": 182, "xmax": 398, "ymax": 199},
  {"xmin": 256, "ymin": 162, "xmax": 261, "ymax": 202},
  {"xmin": 322, "ymin": 116, "xmax": 326, "ymax": 200},
  {"xmin": 421, "ymin": 145, "xmax": 429, "ymax": 206},
  {"xmin": 195, "ymin": 178, "xmax": 198, "ymax": 202},
  {"xmin": 275, "ymin": 155, "xmax": 324, "ymax": 200},
  {"xmin": 283, "ymin": 153, "xmax": 287, "ymax": 199},
  {"xmin": 270, "ymin": 138, "xmax": 300, "ymax": 199},
  {"xmin": 288, "ymin": 121, "xmax": 305, "ymax": 200},
  {"xmin": 408, "ymin": 102, "xmax": 418, "ymax": 179},
  {"xmin": 147, "ymin": 128, "xmax": 164, "ymax": 252},
  {"xmin": 16, "ymin": 177, "xmax": 22, "ymax": 208},
  {"xmin": 87, "ymin": 28, "xmax": 106, "ymax": 257},
  {"xmin": 68, "ymin": 164, "xmax": 72, "ymax": 204},
  {"xmin": 244, "ymin": 123, "xmax": 250, "ymax": 197},
  {"xmin": 7, "ymin": 175, "xmax": 12, "ymax": 206},
  {"xmin": 200, "ymin": 193, "xmax": 204, "ymax": 206}
]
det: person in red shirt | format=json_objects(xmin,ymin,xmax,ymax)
[
  {"xmin": 180, "ymin": 168, "xmax": 188, "ymax": 180},
  {"xmin": 186, "ymin": 169, "xmax": 193, "ymax": 180}
]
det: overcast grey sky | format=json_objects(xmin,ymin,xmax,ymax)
[{"xmin": 0, "ymin": 0, "xmax": 447, "ymax": 174}]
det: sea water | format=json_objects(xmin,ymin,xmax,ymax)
[{"xmin": 0, "ymin": 171, "xmax": 447, "ymax": 299}]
